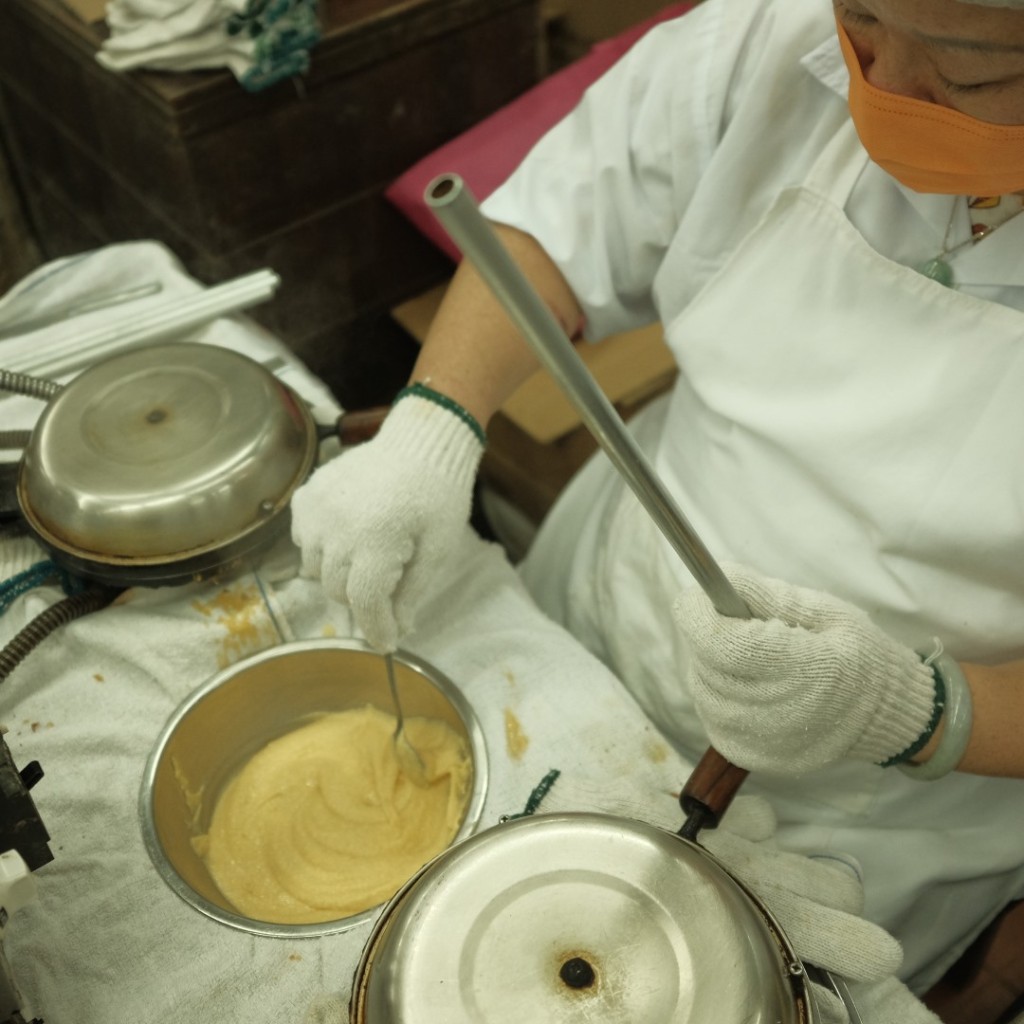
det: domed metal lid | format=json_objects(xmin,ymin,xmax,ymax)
[
  {"xmin": 18, "ymin": 343, "xmax": 317, "ymax": 563},
  {"xmin": 354, "ymin": 813, "xmax": 810, "ymax": 1024}
]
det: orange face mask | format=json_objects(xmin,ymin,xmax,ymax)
[{"xmin": 837, "ymin": 22, "xmax": 1024, "ymax": 195}]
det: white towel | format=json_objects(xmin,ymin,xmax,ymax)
[
  {"xmin": 0, "ymin": 240, "xmax": 341, "ymax": 435},
  {"xmin": 0, "ymin": 528, "xmax": 698, "ymax": 1023}
]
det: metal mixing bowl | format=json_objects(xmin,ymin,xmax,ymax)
[{"xmin": 139, "ymin": 639, "xmax": 488, "ymax": 938}]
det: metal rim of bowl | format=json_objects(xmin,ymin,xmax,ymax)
[
  {"xmin": 349, "ymin": 812, "xmax": 819, "ymax": 1024},
  {"xmin": 138, "ymin": 638, "xmax": 490, "ymax": 939}
]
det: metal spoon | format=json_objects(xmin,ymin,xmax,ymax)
[{"xmin": 385, "ymin": 653, "xmax": 430, "ymax": 786}]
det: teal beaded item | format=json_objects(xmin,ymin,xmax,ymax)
[
  {"xmin": 916, "ymin": 257, "xmax": 955, "ymax": 288},
  {"xmin": 395, "ymin": 382, "xmax": 487, "ymax": 446},
  {"xmin": 916, "ymin": 196, "xmax": 1024, "ymax": 289}
]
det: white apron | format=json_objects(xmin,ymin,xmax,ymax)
[{"xmin": 521, "ymin": 119, "xmax": 1024, "ymax": 993}]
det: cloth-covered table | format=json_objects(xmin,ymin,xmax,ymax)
[
  {"xmin": 0, "ymin": 244, "xmax": 697, "ymax": 1023},
  {"xmin": 4, "ymin": 530, "xmax": 691, "ymax": 1023}
]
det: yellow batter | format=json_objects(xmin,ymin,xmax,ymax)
[{"xmin": 193, "ymin": 705, "xmax": 472, "ymax": 924}]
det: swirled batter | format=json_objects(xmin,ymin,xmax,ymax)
[{"xmin": 193, "ymin": 705, "xmax": 472, "ymax": 924}]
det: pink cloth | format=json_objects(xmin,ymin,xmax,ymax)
[{"xmin": 385, "ymin": 4, "xmax": 696, "ymax": 261}]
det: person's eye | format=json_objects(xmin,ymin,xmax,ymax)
[
  {"xmin": 834, "ymin": 1, "xmax": 878, "ymax": 26},
  {"xmin": 937, "ymin": 73, "xmax": 1013, "ymax": 94},
  {"xmin": 939, "ymin": 77, "xmax": 988, "ymax": 94}
]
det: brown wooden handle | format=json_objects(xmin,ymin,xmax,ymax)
[
  {"xmin": 678, "ymin": 746, "xmax": 749, "ymax": 840},
  {"xmin": 334, "ymin": 406, "xmax": 390, "ymax": 446}
]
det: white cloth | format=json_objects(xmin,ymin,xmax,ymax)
[
  {"xmin": 98, "ymin": 0, "xmax": 255, "ymax": 76},
  {"xmin": 487, "ymin": 0, "xmax": 1024, "ymax": 994},
  {"xmin": 0, "ymin": 240, "xmax": 339, "ymax": 437},
  {"xmin": 96, "ymin": 0, "xmax": 320, "ymax": 90}
]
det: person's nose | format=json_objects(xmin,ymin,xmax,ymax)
[{"xmin": 848, "ymin": 28, "xmax": 938, "ymax": 102}]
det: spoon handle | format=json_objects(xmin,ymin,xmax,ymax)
[{"xmin": 384, "ymin": 653, "xmax": 403, "ymax": 735}]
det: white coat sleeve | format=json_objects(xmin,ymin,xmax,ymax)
[{"xmin": 480, "ymin": 0, "xmax": 773, "ymax": 341}]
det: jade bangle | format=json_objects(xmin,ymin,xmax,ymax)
[{"xmin": 898, "ymin": 652, "xmax": 973, "ymax": 782}]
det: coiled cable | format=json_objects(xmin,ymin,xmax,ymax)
[
  {"xmin": 0, "ymin": 583, "xmax": 121, "ymax": 686},
  {"xmin": 0, "ymin": 369, "xmax": 62, "ymax": 402},
  {"xmin": 0, "ymin": 430, "xmax": 32, "ymax": 450}
]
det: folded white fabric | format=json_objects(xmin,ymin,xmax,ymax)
[
  {"xmin": 97, "ymin": 0, "xmax": 321, "ymax": 91},
  {"xmin": 0, "ymin": 239, "xmax": 340, "ymax": 435}
]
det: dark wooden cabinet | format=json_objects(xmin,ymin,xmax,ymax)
[{"xmin": 0, "ymin": 0, "xmax": 542, "ymax": 405}]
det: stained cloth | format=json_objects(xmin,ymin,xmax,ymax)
[{"xmin": 1, "ymin": 532, "xmax": 711, "ymax": 1023}]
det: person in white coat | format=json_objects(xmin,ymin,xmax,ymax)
[{"xmin": 292, "ymin": 0, "xmax": 1024, "ymax": 1012}]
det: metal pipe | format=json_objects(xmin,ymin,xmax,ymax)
[{"xmin": 424, "ymin": 173, "xmax": 749, "ymax": 620}]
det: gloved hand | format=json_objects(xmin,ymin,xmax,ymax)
[
  {"xmin": 815, "ymin": 975, "xmax": 942, "ymax": 1024},
  {"xmin": 290, "ymin": 390, "xmax": 484, "ymax": 652},
  {"xmin": 540, "ymin": 777, "xmax": 928, "ymax": 1024},
  {"xmin": 698, "ymin": 797, "xmax": 902, "ymax": 983},
  {"xmin": 672, "ymin": 564, "xmax": 937, "ymax": 773},
  {"xmin": 715, "ymin": 821, "xmax": 940, "ymax": 1024}
]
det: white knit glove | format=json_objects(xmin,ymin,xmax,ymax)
[
  {"xmin": 290, "ymin": 392, "xmax": 484, "ymax": 651},
  {"xmin": 815, "ymin": 975, "xmax": 943, "ymax": 1024},
  {"xmin": 672, "ymin": 564, "xmax": 937, "ymax": 773},
  {"xmin": 698, "ymin": 798, "xmax": 902, "ymax": 983},
  {"xmin": 713, "ymin": 823, "xmax": 938, "ymax": 1024},
  {"xmin": 540, "ymin": 778, "xmax": 911, "ymax": 1019}
]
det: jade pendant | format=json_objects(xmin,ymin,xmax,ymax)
[{"xmin": 916, "ymin": 257, "xmax": 955, "ymax": 287}]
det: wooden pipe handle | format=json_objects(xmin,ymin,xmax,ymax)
[
  {"xmin": 334, "ymin": 406, "xmax": 389, "ymax": 446},
  {"xmin": 679, "ymin": 746, "xmax": 749, "ymax": 838}
]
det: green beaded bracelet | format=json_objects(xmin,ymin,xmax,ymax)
[{"xmin": 395, "ymin": 382, "xmax": 487, "ymax": 446}]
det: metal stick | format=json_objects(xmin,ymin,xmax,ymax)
[{"xmin": 424, "ymin": 173, "xmax": 749, "ymax": 620}]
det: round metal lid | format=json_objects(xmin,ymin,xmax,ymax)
[
  {"xmin": 18, "ymin": 343, "xmax": 317, "ymax": 560},
  {"xmin": 356, "ymin": 813, "xmax": 808, "ymax": 1024}
]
